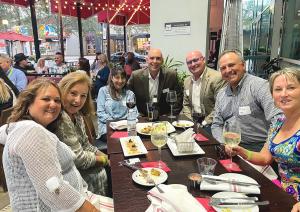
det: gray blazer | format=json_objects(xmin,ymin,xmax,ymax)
[{"xmin": 181, "ymin": 66, "xmax": 226, "ymax": 124}]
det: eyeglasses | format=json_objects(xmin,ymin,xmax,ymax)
[{"xmin": 186, "ymin": 57, "xmax": 204, "ymax": 65}]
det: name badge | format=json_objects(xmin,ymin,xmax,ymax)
[
  {"xmin": 185, "ymin": 89, "xmax": 189, "ymax": 96},
  {"xmin": 239, "ymin": 106, "xmax": 251, "ymax": 115},
  {"xmin": 163, "ymin": 88, "xmax": 169, "ymax": 93}
]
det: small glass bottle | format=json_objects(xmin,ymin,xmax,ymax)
[
  {"xmin": 127, "ymin": 110, "xmax": 137, "ymax": 136},
  {"xmin": 152, "ymin": 95, "xmax": 159, "ymax": 121}
]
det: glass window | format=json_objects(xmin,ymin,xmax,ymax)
[{"xmin": 281, "ymin": 0, "xmax": 300, "ymax": 60}]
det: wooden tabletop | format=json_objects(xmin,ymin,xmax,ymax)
[{"xmin": 109, "ymin": 146, "xmax": 296, "ymax": 212}]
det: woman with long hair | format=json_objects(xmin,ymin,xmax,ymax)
[
  {"xmin": 0, "ymin": 78, "xmax": 100, "ymax": 211},
  {"xmin": 94, "ymin": 53, "xmax": 110, "ymax": 97},
  {"xmin": 35, "ymin": 57, "xmax": 48, "ymax": 74},
  {"xmin": 0, "ymin": 79, "xmax": 13, "ymax": 112},
  {"xmin": 55, "ymin": 71, "xmax": 109, "ymax": 196},
  {"xmin": 78, "ymin": 57, "xmax": 91, "ymax": 77},
  {"xmin": 96, "ymin": 66, "xmax": 138, "ymax": 143}
]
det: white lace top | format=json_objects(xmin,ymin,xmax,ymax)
[{"xmin": 0, "ymin": 120, "xmax": 87, "ymax": 211}]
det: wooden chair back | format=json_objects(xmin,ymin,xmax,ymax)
[
  {"xmin": 0, "ymin": 107, "xmax": 13, "ymax": 127},
  {"xmin": 83, "ymin": 115, "xmax": 96, "ymax": 145}
]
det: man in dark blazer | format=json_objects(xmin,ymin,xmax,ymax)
[
  {"xmin": 181, "ymin": 50, "xmax": 225, "ymax": 126},
  {"xmin": 127, "ymin": 48, "xmax": 183, "ymax": 116}
]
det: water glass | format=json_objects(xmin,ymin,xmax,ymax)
[{"xmin": 197, "ymin": 157, "xmax": 217, "ymax": 175}]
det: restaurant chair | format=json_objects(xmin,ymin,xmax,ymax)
[{"xmin": 0, "ymin": 107, "xmax": 14, "ymax": 192}]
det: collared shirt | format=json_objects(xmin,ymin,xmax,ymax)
[
  {"xmin": 6, "ymin": 67, "xmax": 28, "ymax": 91},
  {"xmin": 149, "ymin": 71, "xmax": 160, "ymax": 100},
  {"xmin": 211, "ymin": 73, "xmax": 282, "ymax": 152},
  {"xmin": 191, "ymin": 74, "xmax": 203, "ymax": 113}
]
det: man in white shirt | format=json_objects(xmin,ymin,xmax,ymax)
[
  {"xmin": 128, "ymin": 48, "xmax": 183, "ymax": 116},
  {"xmin": 181, "ymin": 50, "xmax": 225, "ymax": 127},
  {"xmin": 50, "ymin": 52, "xmax": 67, "ymax": 74}
]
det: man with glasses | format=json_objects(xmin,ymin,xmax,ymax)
[
  {"xmin": 211, "ymin": 50, "xmax": 281, "ymax": 152},
  {"xmin": 128, "ymin": 48, "xmax": 183, "ymax": 116},
  {"xmin": 181, "ymin": 50, "xmax": 225, "ymax": 132}
]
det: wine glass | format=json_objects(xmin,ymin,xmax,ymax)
[
  {"xmin": 191, "ymin": 104, "xmax": 206, "ymax": 133},
  {"xmin": 223, "ymin": 118, "xmax": 241, "ymax": 168},
  {"xmin": 126, "ymin": 92, "xmax": 136, "ymax": 112},
  {"xmin": 151, "ymin": 122, "xmax": 168, "ymax": 169},
  {"xmin": 166, "ymin": 90, "xmax": 177, "ymax": 119}
]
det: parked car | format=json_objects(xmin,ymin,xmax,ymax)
[{"xmin": 110, "ymin": 51, "xmax": 146, "ymax": 64}]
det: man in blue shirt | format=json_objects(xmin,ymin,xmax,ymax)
[{"xmin": 0, "ymin": 55, "xmax": 27, "ymax": 91}]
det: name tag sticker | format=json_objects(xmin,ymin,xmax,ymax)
[
  {"xmin": 239, "ymin": 106, "xmax": 251, "ymax": 115},
  {"xmin": 185, "ymin": 90, "xmax": 189, "ymax": 96},
  {"xmin": 163, "ymin": 88, "xmax": 169, "ymax": 93}
]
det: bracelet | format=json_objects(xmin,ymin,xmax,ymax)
[{"xmin": 245, "ymin": 150, "xmax": 253, "ymax": 160}]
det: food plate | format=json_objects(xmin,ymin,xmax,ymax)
[
  {"xmin": 219, "ymin": 173, "xmax": 259, "ymax": 185},
  {"xmin": 136, "ymin": 122, "xmax": 176, "ymax": 135},
  {"xmin": 167, "ymin": 138, "xmax": 205, "ymax": 156},
  {"xmin": 211, "ymin": 191, "xmax": 259, "ymax": 212},
  {"xmin": 119, "ymin": 136, "xmax": 148, "ymax": 157},
  {"xmin": 172, "ymin": 120, "xmax": 194, "ymax": 128},
  {"xmin": 132, "ymin": 167, "xmax": 168, "ymax": 186}
]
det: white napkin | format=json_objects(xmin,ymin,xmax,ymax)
[
  {"xmin": 146, "ymin": 184, "xmax": 206, "ymax": 212},
  {"xmin": 200, "ymin": 176, "xmax": 261, "ymax": 194},
  {"xmin": 175, "ymin": 128, "xmax": 195, "ymax": 143},
  {"xmin": 109, "ymin": 120, "xmax": 128, "ymax": 130},
  {"xmin": 85, "ymin": 191, "xmax": 114, "ymax": 212}
]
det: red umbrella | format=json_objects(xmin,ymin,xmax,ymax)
[
  {"xmin": 98, "ymin": 0, "xmax": 150, "ymax": 25},
  {"xmin": 0, "ymin": 31, "xmax": 33, "ymax": 42},
  {"xmin": 0, "ymin": 0, "xmax": 29, "ymax": 7},
  {"xmin": 0, "ymin": 42, "xmax": 7, "ymax": 47}
]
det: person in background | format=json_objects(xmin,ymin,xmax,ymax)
[
  {"xmin": 118, "ymin": 55, "xmax": 126, "ymax": 68},
  {"xmin": 0, "ymin": 55, "xmax": 27, "ymax": 91},
  {"xmin": 91, "ymin": 52, "xmax": 102, "ymax": 77},
  {"xmin": 225, "ymin": 68, "xmax": 300, "ymax": 211},
  {"xmin": 211, "ymin": 49, "xmax": 281, "ymax": 152},
  {"xmin": 13, "ymin": 53, "xmax": 34, "ymax": 73},
  {"xmin": 124, "ymin": 52, "xmax": 141, "ymax": 79},
  {"xmin": 127, "ymin": 48, "xmax": 183, "ymax": 116},
  {"xmin": 96, "ymin": 66, "xmax": 138, "ymax": 145},
  {"xmin": 78, "ymin": 57, "xmax": 91, "ymax": 77},
  {"xmin": 181, "ymin": 50, "xmax": 225, "ymax": 131},
  {"xmin": 0, "ymin": 78, "xmax": 100, "ymax": 211},
  {"xmin": 55, "ymin": 71, "xmax": 109, "ymax": 196},
  {"xmin": 52, "ymin": 52, "xmax": 68, "ymax": 74},
  {"xmin": 0, "ymin": 67, "xmax": 19, "ymax": 97},
  {"xmin": 94, "ymin": 53, "xmax": 110, "ymax": 97},
  {"xmin": 35, "ymin": 58, "xmax": 48, "ymax": 74},
  {"xmin": 0, "ymin": 79, "xmax": 13, "ymax": 112}
]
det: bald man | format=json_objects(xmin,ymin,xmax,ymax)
[
  {"xmin": 181, "ymin": 50, "xmax": 225, "ymax": 127},
  {"xmin": 128, "ymin": 48, "xmax": 183, "ymax": 116}
]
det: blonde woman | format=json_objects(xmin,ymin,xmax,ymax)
[
  {"xmin": 55, "ymin": 71, "xmax": 109, "ymax": 196},
  {"xmin": 0, "ymin": 79, "xmax": 13, "ymax": 112},
  {"xmin": 35, "ymin": 58, "xmax": 48, "ymax": 74}
]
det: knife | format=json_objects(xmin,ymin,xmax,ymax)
[
  {"xmin": 212, "ymin": 200, "xmax": 270, "ymax": 206},
  {"xmin": 202, "ymin": 176, "xmax": 261, "ymax": 187}
]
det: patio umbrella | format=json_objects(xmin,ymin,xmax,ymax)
[
  {"xmin": 0, "ymin": 32, "xmax": 34, "ymax": 42},
  {"xmin": 0, "ymin": 0, "xmax": 40, "ymax": 59},
  {"xmin": 0, "ymin": 42, "xmax": 7, "ymax": 47}
]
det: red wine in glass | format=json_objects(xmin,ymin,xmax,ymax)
[{"xmin": 126, "ymin": 102, "xmax": 136, "ymax": 109}]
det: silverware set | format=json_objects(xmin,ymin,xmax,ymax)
[
  {"xmin": 201, "ymin": 175, "xmax": 261, "ymax": 187},
  {"xmin": 209, "ymin": 198, "xmax": 270, "ymax": 206}
]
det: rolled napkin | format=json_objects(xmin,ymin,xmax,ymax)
[
  {"xmin": 109, "ymin": 120, "xmax": 127, "ymax": 130},
  {"xmin": 146, "ymin": 184, "xmax": 206, "ymax": 212},
  {"xmin": 200, "ymin": 175, "xmax": 260, "ymax": 194},
  {"xmin": 85, "ymin": 191, "xmax": 114, "ymax": 212},
  {"xmin": 175, "ymin": 128, "xmax": 195, "ymax": 143}
]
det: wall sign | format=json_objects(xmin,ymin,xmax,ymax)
[{"xmin": 164, "ymin": 21, "xmax": 191, "ymax": 36}]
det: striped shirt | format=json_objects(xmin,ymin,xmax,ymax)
[{"xmin": 211, "ymin": 73, "xmax": 282, "ymax": 152}]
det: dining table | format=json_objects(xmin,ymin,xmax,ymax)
[{"xmin": 106, "ymin": 116, "xmax": 297, "ymax": 212}]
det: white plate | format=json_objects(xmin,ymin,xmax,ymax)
[
  {"xmin": 167, "ymin": 138, "xmax": 205, "ymax": 156},
  {"xmin": 119, "ymin": 136, "xmax": 148, "ymax": 157},
  {"xmin": 212, "ymin": 191, "xmax": 259, "ymax": 212},
  {"xmin": 136, "ymin": 122, "xmax": 176, "ymax": 135},
  {"xmin": 219, "ymin": 173, "xmax": 259, "ymax": 185},
  {"xmin": 132, "ymin": 167, "xmax": 168, "ymax": 186},
  {"xmin": 172, "ymin": 120, "xmax": 194, "ymax": 128},
  {"xmin": 110, "ymin": 120, "xmax": 127, "ymax": 130}
]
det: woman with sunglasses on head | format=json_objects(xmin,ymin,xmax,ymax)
[
  {"xmin": 227, "ymin": 68, "xmax": 300, "ymax": 211},
  {"xmin": 96, "ymin": 66, "xmax": 138, "ymax": 146},
  {"xmin": 0, "ymin": 78, "xmax": 100, "ymax": 211},
  {"xmin": 55, "ymin": 71, "xmax": 109, "ymax": 196}
]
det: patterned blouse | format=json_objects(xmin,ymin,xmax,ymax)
[
  {"xmin": 268, "ymin": 117, "xmax": 300, "ymax": 200},
  {"xmin": 56, "ymin": 111, "xmax": 98, "ymax": 169}
]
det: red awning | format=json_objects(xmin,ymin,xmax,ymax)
[
  {"xmin": 0, "ymin": 32, "xmax": 34, "ymax": 42},
  {"xmin": 0, "ymin": 0, "xmax": 29, "ymax": 7},
  {"xmin": 98, "ymin": 0, "xmax": 150, "ymax": 25}
]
